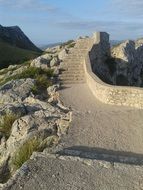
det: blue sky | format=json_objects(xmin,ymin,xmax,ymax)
[{"xmin": 0, "ymin": 0, "xmax": 143, "ymax": 45}]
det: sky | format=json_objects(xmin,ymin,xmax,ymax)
[{"xmin": 0, "ymin": 0, "xmax": 143, "ymax": 45}]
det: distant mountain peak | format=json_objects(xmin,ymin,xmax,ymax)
[{"xmin": 0, "ymin": 24, "xmax": 41, "ymax": 52}]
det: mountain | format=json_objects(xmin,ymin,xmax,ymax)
[
  {"xmin": 0, "ymin": 25, "xmax": 41, "ymax": 52},
  {"xmin": 0, "ymin": 25, "xmax": 42, "ymax": 69}
]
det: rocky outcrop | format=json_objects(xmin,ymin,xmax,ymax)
[
  {"xmin": 90, "ymin": 34, "xmax": 143, "ymax": 87},
  {"xmin": 0, "ymin": 79, "xmax": 35, "ymax": 103},
  {"xmin": 0, "ymin": 44, "xmax": 73, "ymax": 183},
  {"xmin": 110, "ymin": 39, "xmax": 143, "ymax": 86}
]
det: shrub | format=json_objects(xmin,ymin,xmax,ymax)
[
  {"xmin": 67, "ymin": 42, "xmax": 76, "ymax": 49},
  {"xmin": 60, "ymin": 40, "xmax": 75, "ymax": 48},
  {"xmin": 0, "ymin": 113, "xmax": 20, "ymax": 139},
  {"xmin": 0, "ymin": 67, "xmax": 54, "ymax": 86},
  {"xmin": 31, "ymin": 75, "xmax": 52, "ymax": 95},
  {"xmin": 12, "ymin": 136, "xmax": 57, "ymax": 170}
]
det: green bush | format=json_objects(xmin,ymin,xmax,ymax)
[
  {"xmin": 0, "ymin": 113, "xmax": 20, "ymax": 139},
  {"xmin": 31, "ymin": 75, "xmax": 52, "ymax": 95}
]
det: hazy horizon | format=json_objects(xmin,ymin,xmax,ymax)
[{"xmin": 0, "ymin": 0, "xmax": 143, "ymax": 45}]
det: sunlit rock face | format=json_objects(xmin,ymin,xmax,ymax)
[
  {"xmin": 111, "ymin": 39, "xmax": 143, "ymax": 87},
  {"xmin": 90, "ymin": 32, "xmax": 143, "ymax": 87}
]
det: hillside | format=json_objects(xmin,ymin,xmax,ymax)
[
  {"xmin": 0, "ymin": 41, "xmax": 41, "ymax": 69},
  {"xmin": 0, "ymin": 25, "xmax": 42, "ymax": 69},
  {"xmin": 0, "ymin": 25, "xmax": 41, "ymax": 52}
]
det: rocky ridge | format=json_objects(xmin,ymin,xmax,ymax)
[{"xmin": 0, "ymin": 40, "xmax": 76, "ymax": 184}]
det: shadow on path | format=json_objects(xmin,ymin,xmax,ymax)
[{"xmin": 58, "ymin": 146, "xmax": 143, "ymax": 165}]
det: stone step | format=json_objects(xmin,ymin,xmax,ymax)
[
  {"xmin": 69, "ymin": 47, "xmax": 88, "ymax": 51},
  {"xmin": 62, "ymin": 62, "xmax": 84, "ymax": 66},
  {"xmin": 67, "ymin": 53, "xmax": 85, "ymax": 58},
  {"xmin": 61, "ymin": 80, "xmax": 86, "ymax": 84},
  {"xmin": 69, "ymin": 48, "xmax": 88, "ymax": 52},
  {"xmin": 70, "ymin": 50, "xmax": 89, "ymax": 54},
  {"xmin": 60, "ymin": 66, "xmax": 84, "ymax": 71},
  {"xmin": 63, "ymin": 60, "xmax": 83, "ymax": 63},
  {"xmin": 62, "ymin": 69, "xmax": 84, "ymax": 74},
  {"xmin": 60, "ymin": 74, "xmax": 85, "ymax": 79},
  {"xmin": 64, "ymin": 58, "xmax": 81, "ymax": 61},
  {"xmin": 62, "ymin": 70, "xmax": 84, "ymax": 75},
  {"xmin": 68, "ymin": 52, "xmax": 87, "ymax": 56},
  {"xmin": 63, "ymin": 66, "xmax": 84, "ymax": 71},
  {"xmin": 64, "ymin": 60, "xmax": 83, "ymax": 64},
  {"xmin": 63, "ymin": 62, "xmax": 83, "ymax": 66},
  {"xmin": 59, "ymin": 76, "xmax": 85, "ymax": 81}
]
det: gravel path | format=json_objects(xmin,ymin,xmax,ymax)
[{"xmin": 59, "ymin": 83, "xmax": 143, "ymax": 155}]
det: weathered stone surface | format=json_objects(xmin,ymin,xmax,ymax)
[
  {"xmin": 31, "ymin": 55, "xmax": 52, "ymax": 69},
  {"xmin": 0, "ymin": 59, "xmax": 71, "ymax": 183},
  {"xmin": 0, "ymin": 103, "xmax": 26, "ymax": 116},
  {"xmin": 58, "ymin": 49, "xmax": 68, "ymax": 60},
  {"xmin": 47, "ymin": 84, "xmax": 60, "ymax": 96},
  {"xmin": 111, "ymin": 40, "xmax": 143, "ymax": 86},
  {"xmin": 0, "ymin": 79, "xmax": 35, "ymax": 103},
  {"xmin": 45, "ymin": 46, "xmax": 61, "ymax": 54},
  {"xmin": 50, "ymin": 57, "xmax": 59, "ymax": 67}
]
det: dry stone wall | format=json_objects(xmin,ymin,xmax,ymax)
[{"xmin": 84, "ymin": 32, "xmax": 143, "ymax": 109}]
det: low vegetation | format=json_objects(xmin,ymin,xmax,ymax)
[
  {"xmin": 0, "ymin": 113, "xmax": 20, "ymax": 139},
  {"xmin": 60, "ymin": 40, "xmax": 75, "ymax": 49},
  {"xmin": 0, "ymin": 67, "xmax": 54, "ymax": 87},
  {"xmin": 12, "ymin": 136, "xmax": 57, "ymax": 170},
  {"xmin": 0, "ymin": 41, "xmax": 41, "ymax": 69},
  {"xmin": 32, "ymin": 75, "xmax": 52, "ymax": 95}
]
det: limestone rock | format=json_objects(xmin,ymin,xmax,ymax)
[
  {"xmin": 0, "ymin": 79, "xmax": 35, "ymax": 103},
  {"xmin": 50, "ymin": 57, "xmax": 59, "ymax": 67},
  {"xmin": 47, "ymin": 84, "xmax": 60, "ymax": 96},
  {"xmin": 53, "ymin": 67, "xmax": 60, "ymax": 76},
  {"xmin": 31, "ymin": 55, "xmax": 51, "ymax": 69},
  {"xmin": 58, "ymin": 49, "xmax": 68, "ymax": 60},
  {"xmin": 0, "ymin": 103, "xmax": 26, "ymax": 116},
  {"xmin": 111, "ymin": 40, "xmax": 143, "ymax": 86}
]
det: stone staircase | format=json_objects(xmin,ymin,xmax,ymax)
[{"xmin": 59, "ymin": 38, "xmax": 93, "ymax": 84}]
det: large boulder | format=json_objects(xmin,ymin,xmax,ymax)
[
  {"xmin": 31, "ymin": 54, "xmax": 52, "ymax": 69},
  {"xmin": 58, "ymin": 49, "xmax": 68, "ymax": 60}
]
